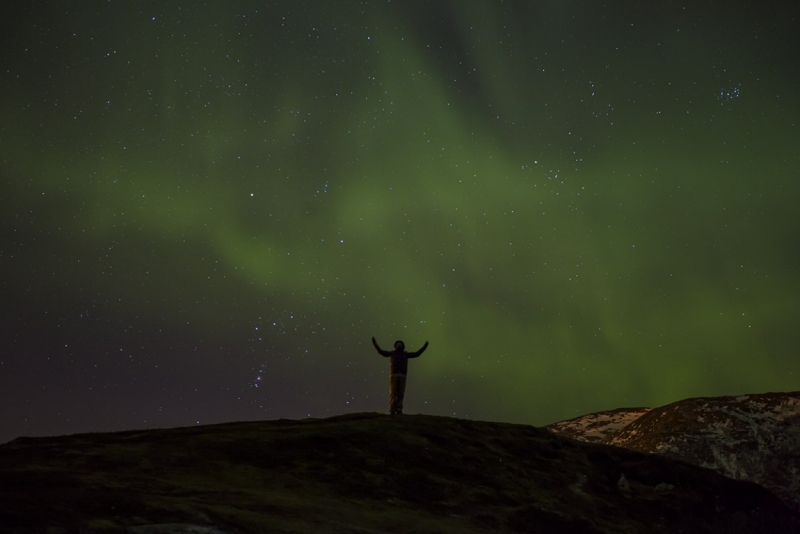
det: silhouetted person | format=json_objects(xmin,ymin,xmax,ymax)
[{"xmin": 372, "ymin": 337, "xmax": 428, "ymax": 415}]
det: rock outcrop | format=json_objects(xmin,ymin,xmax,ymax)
[{"xmin": 548, "ymin": 391, "xmax": 800, "ymax": 511}]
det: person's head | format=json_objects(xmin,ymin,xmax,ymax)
[{"xmin": 394, "ymin": 340, "xmax": 405, "ymax": 351}]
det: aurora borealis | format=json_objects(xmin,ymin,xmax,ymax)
[{"xmin": 2, "ymin": 1, "xmax": 799, "ymax": 442}]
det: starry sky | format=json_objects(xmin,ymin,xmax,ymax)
[{"xmin": 2, "ymin": 1, "xmax": 799, "ymax": 443}]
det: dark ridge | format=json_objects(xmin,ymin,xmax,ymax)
[{"xmin": 1, "ymin": 413, "xmax": 797, "ymax": 534}]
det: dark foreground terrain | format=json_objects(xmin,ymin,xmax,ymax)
[{"xmin": 2, "ymin": 413, "xmax": 798, "ymax": 533}]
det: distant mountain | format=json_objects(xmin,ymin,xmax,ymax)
[
  {"xmin": 2, "ymin": 412, "xmax": 798, "ymax": 533},
  {"xmin": 548, "ymin": 391, "xmax": 800, "ymax": 512},
  {"xmin": 545, "ymin": 407, "xmax": 651, "ymax": 443}
]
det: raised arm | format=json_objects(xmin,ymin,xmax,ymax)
[
  {"xmin": 411, "ymin": 341, "xmax": 429, "ymax": 358},
  {"xmin": 372, "ymin": 336, "xmax": 391, "ymax": 357}
]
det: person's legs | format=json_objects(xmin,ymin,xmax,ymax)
[
  {"xmin": 389, "ymin": 374, "xmax": 407, "ymax": 414},
  {"xmin": 395, "ymin": 374, "xmax": 406, "ymax": 414}
]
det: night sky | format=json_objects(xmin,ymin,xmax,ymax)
[{"xmin": 2, "ymin": 1, "xmax": 799, "ymax": 443}]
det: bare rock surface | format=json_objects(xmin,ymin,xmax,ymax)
[{"xmin": 548, "ymin": 391, "xmax": 800, "ymax": 511}]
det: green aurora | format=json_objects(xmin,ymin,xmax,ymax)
[{"xmin": 1, "ymin": 1, "xmax": 798, "ymax": 440}]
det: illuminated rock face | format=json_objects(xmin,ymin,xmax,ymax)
[{"xmin": 548, "ymin": 391, "xmax": 800, "ymax": 510}]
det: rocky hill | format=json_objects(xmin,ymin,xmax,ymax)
[
  {"xmin": 548, "ymin": 391, "xmax": 800, "ymax": 512},
  {"xmin": 2, "ymin": 412, "xmax": 798, "ymax": 534},
  {"xmin": 545, "ymin": 407, "xmax": 652, "ymax": 444}
]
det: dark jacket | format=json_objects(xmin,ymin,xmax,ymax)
[{"xmin": 372, "ymin": 338, "xmax": 428, "ymax": 375}]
